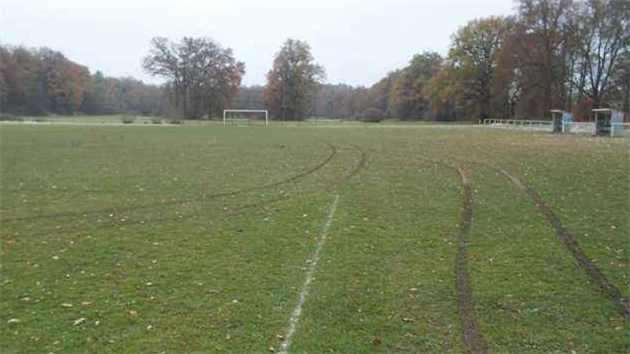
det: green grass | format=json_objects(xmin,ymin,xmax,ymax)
[
  {"xmin": 0, "ymin": 114, "xmax": 477, "ymax": 127},
  {"xmin": 0, "ymin": 122, "xmax": 628, "ymax": 353}
]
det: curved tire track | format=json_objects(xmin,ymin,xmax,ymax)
[
  {"xmin": 229, "ymin": 141, "xmax": 367, "ymax": 215},
  {"xmin": 454, "ymin": 166, "xmax": 489, "ymax": 354},
  {"xmin": 21, "ymin": 142, "xmax": 367, "ymax": 238},
  {"xmin": 3, "ymin": 142, "xmax": 338, "ymax": 223},
  {"xmin": 499, "ymin": 168, "xmax": 630, "ymax": 318},
  {"xmin": 341, "ymin": 144, "xmax": 368, "ymax": 181}
]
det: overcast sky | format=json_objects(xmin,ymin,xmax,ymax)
[{"xmin": 1, "ymin": 1, "xmax": 516, "ymax": 87}]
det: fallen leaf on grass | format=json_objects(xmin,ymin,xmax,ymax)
[
  {"xmin": 129, "ymin": 310, "xmax": 138, "ymax": 317},
  {"xmin": 372, "ymin": 337, "xmax": 382, "ymax": 346},
  {"xmin": 80, "ymin": 302, "xmax": 91, "ymax": 306},
  {"xmin": 402, "ymin": 317, "xmax": 414, "ymax": 322},
  {"xmin": 73, "ymin": 318, "xmax": 85, "ymax": 326},
  {"xmin": 61, "ymin": 303, "xmax": 73, "ymax": 308}
]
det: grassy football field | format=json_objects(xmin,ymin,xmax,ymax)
[{"xmin": 1, "ymin": 122, "xmax": 628, "ymax": 353}]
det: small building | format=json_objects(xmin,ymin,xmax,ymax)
[
  {"xmin": 593, "ymin": 109, "xmax": 624, "ymax": 137},
  {"xmin": 550, "ymin": 110, "xmax": 572, "ymax": 133}
]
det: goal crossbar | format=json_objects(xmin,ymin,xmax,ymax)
[{"xmin": 223, "ymin": 110, "xmax": 268, "ymax": 126}]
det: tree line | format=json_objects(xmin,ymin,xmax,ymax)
[
  {"xmin": 238, "ymin": 0, "xmax": 628, "ymax": 122},
  {"xmin": 0, "ymin": 46, "xmax": 168, "ymax": 117},
  {"xmin": 1, "ymin": 0, "xmax": 628, "ymax": 121}
]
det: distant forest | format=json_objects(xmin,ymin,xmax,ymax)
[{"xmin": 1, "ymin": 0, "xmax": 628, "ymax": 121}]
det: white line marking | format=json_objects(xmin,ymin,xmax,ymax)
[{"xmin": 278, "ymin": 194, "xmax": 340, "ymax": 354}]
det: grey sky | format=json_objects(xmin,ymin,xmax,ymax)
[{"xmin": 1, "ymin": 1, "xmax": 516, "ymax": 87}]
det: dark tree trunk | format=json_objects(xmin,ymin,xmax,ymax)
[
  {"xmin": 542, "ymin": 63, "xmax": 553, "ymax": 118},
  {"xmin": 181, "ymin": 88, "xmax": 188, "ymax": 119},
  {"xmin": 624, "ymin": 65, "xmax": 630, "ymax": 121}
]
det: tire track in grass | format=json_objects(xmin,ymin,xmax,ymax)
[
  {"xmin": 455, "ymin": 166, "xmax": 489, "ymax": 354},
  {"xmin": 401, "ymin": 157, "xmax": 488, "ymax": 351},
  {"xmin": 2, "ymin": 142, "xmax": 337, "ymax": 223},
  {"xmin": 499, "ymin": 168, "xmax": 630, "ymax": 318},
  {"xmin": 23, "ymin": 143, "xmax": 367, "ymax": 238},
  {"xmin": 341, "ymin": 143, "xmax": 367, "ymax": 181},
  {"xmin": 229, "ymin": 142, "xmax": 366, "ymax": 216}
]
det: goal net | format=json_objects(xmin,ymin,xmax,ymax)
[{"xmin": 223, "ymin": 110, "xmax": 268, "ymax": 126}]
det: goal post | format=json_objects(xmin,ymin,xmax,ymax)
[{"xmin": 223, "ymin": 110, "xmax": 268, "ymax": 126}]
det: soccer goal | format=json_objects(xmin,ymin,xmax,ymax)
[{"xmin": 223, "ymin": 110, "xmax": 268, "ymax": 126}]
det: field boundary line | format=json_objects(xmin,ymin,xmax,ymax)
[
  {"xmin": 278, "ymin": 194, "xmax": 340, "ymax": 354},
  {"xmin": 499, "ymin": 168, "xmax": 630, "ymax": 318},
  {"xmin": 455, "ymin": 166, "xmax": 489, "ymax": 354}
]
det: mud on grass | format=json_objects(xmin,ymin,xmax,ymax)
[
  {"xmin": 499, "ymin": 168, "xmax": 630, "ymax": 318},
  {"xmin": 466, "ymin": 163, "xmax": 629, "ymax": 353}
]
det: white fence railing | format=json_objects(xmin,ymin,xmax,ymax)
[
  {"xmin": 564, "ymin": 122, "xmax": 595, "ymax": 135},
  {"xmin": 484, "ymin": 119, "xmax": 630, "ymax": 137},
  {"xmin": 483, "ymin": 119, "xmax": 552, "ymax": 132}
]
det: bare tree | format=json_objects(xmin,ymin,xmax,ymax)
[{"xmin": 573, "ymin": 0, "xmax": 630, "ymax": 109}]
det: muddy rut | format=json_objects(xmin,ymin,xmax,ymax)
[
  {"xmin": 499, "ymin": 168, "xmax": 630, "ymax": 318},
  {"xmin": 455, "ymin": 166, "xmax": 489, "ymax": 354}
]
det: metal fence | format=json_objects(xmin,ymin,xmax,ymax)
[
  {"xmin": 564, "ymin": 122, "xmax": 596, "ymax": 135},
  {"xmin": 484, "ymin": 119, "xmax": 630, "ymax": 137},
  {"xmin": 483, "ymin": 119, "xmax": 552, "ymax": 132}
]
